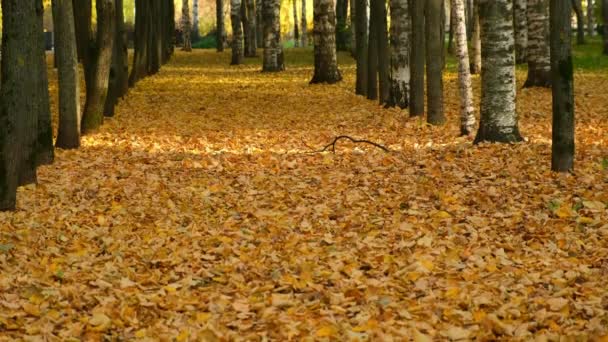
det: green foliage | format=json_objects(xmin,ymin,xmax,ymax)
[
  {"xmin": 572, "ymin": 37, "xmax": 608, "ymax": 71},
  {"xmin": 192, "ymin": 35, "xmax": 218, "ymax": 49}
]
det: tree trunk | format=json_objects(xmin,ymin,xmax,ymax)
[
  {"xmin": 231, "ymin": 0, "xmax": 244, "ymax": 64},
  {"xmin": 524, "ymin": 0, "xmax": 551, "ymax": 88},
  {"xmin": 293, "ymin": 0, "xmax": 300, "ymax": 47},
  {"xmin": 81, "ymin": 0, "xmax": 116, "ymax": 134},
  {"xmin": 148, "ymin": 0, "xmax": 163, "ymax": 75},
  {"xmin": 1, "ymin": 0, "xmax": 40, "ymax": 209},
  {"xmin": 193, "ymin": 0, "xmax": 200, "ymax": 41},
  {"xmin": 162, "ymin": 0, "xmax": 176, "ymax": 63},
  {"xmin": 550, "ymin": 0, "xmax": 575, "ymax": 172},
  {"xmin": 470, "ymin": 0, "xmax": 481, "ymax": 74},
  {"xmin": 257, "ymin": 0, "xmax": 264, "ymax": 45},
  {"xmin": 129, "ymin": 0, "xmax": 150, "ymax": 86},
  {"xmin": 350, "ymin": 0, "xmax": 357, "ymax": 56},
  {"xmin": 245, "ymin": 0, "xmax": 258, "ymax": 56},
  {"xmin": 336, "ymin": 0, "xmax": 349, "ymax": 51},
  {"xmin": 514, "ymin": 0, "xmax": 528, "ymax": 64},
  {"xmin": 410, "ymin": 0, "xmax": 425, "ymax": 116},
  {"xmin": 389, "ymin": 0, "xmax": 411, "ymax": 109},
  {"xmin": 242, "ymin": 0, "xmax": 251, "ymax": 55},
  {"xmin": 53, "ymin": 0, "xmax": 82, "ymax": 149},
  {"xmin": 474, "ymin": 0, "xmax": 523, "ymax": 144},
  {"xmin": 454, "ymin": 0, "xmax": 475, "ymax": 135},
  {"xmin": 301, "ymin": 0, "xmax": 309, "ymax": 46},
  {"xmin": 72, "ymin": 0, "xmax": 92, "ymax": 61},
  {"xmin": 34, "ymin": 0, "xmax": 54, "ymax": 166},
  {"xmin": 262, "ymin": 0, "xmax": 285, "ymax": 71},
  {"xmin": 182, "ymin": 0, "xmax": 193, "ymax": 51},
  {"xmin": 603, "ymin": 0, "xmax": 608, "ymax": 54},
  {"xmin": 311, "ymin": 0, "xmax": 342, "ymax": 83},
  {"xmin": 587, "ymin": 0, "xmax": 594, "ymax": 36},
  {"xmin": 367, "ymin": 0, "xmax": 379, "ymax": 100},
  {"xmin": 448, "ymin": 1, "xmax": 456, "ymax": 55},
  {"xmin": 104, "ymin": 0, "xmax": 129, "ymax": 118},
  {"xmin": 571, "ymin": 0, "xmax": 585, "ymax": 44},
  {"xmin": 217, "ymin": 0, "xmax": 226, "ymax": 51},
  {"xmin": 426, "ymin": 0, "xmax": 445, "ymax": 125},
  {"xmin": 355, "ymin": 0, "xmax": 368, "ymax": 95}
]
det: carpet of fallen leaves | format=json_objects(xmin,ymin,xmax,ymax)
[{"xmin": 1, "ymin": 49, "xmax": 607, "ymax": 341}]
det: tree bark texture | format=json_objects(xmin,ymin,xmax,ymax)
[
  {"xmin": 311, "ymin": 0, "xmax": 343, "ymax": 83},
  {"xmin": 217, "ymin": 0, "xmax": 226, "ymax": 51},
  {"xmin": 231, "ymin": 0, "xmax": 244, "ymax": 64},
  {"xmin": 389, "ymin": 0, "xmax": 411, "ymax": 109},
  {"xmin": 301, "ymin": 0, "xmax": 309, "ymax": 46},
  {"xmin": 454, "ymin": 0, "xmax": 475, "ymax": 135},
  {"xmin": 426, "ymin": 0, "xmax": 445, "ymax": 125},
  {"xmin": 355, "ymin": 0, "xmax": 368, "ymax": 95},
  {"xmin": 514, "ymin": 0, "xmax": 528, "ymax": 64},
  {"xmin": 571, "ymin": 0, "xmax": 585, "ymax": 44},
  {"xmin": 182, "ymin": 0, "xmax": 193, "ymax": 51},
  {"xmin": 263, "ymin": 0, "xmax": 285, "ymax": 71},
  {"xmin": 410, "ymin": 0, "xmax": 425, "ymax": 116},
  {"xmin": 336, "ymin": 0, "xmax": 349, "ymax": 51},
  {"xmin": 470, "ymin": 0, "xmax": 481, "ymax": 74},
  {"xmin": 524, "ymin": 0, "xmax": 551, "ymax": 88}
]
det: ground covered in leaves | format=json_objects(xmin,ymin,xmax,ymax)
[{"xmin": 1, "ymin": 49, "xmax": 607, "ymax": 341}]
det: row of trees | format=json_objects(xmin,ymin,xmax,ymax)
[
  {"xmin": 0, "ymin": 0, "xmax": 175, "ymax": 211},
  {"xmin": 220, "ymin": 0, "xmax": 584, "ymax": 172}
]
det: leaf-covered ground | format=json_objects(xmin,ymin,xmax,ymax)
[{"xmin": 1, "ymin": 49, "xmax": 607, "ymax": 341}]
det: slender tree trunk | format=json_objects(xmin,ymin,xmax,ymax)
[
  {"xmin": 410, "ymin": 0, "xmax": 425, "ymax": 116},
  {"xmin": 514, "ymin": 0, "xmax": 528, "ymax": 64},
  {"xmin": 241, "ymin": 0, "xmax": 251, "ymax": 55},
  {"xmin": 448, "ymin": 1, "xmax": 456, "ymax": 55},
  {"xmin": 587, "ymin": 0, "xmax": 595, "ymax": 36},
  {"xmin": 293, "ymin": 0, "xmax": 300, "ymax": 47},
  {"xmin": 301, "ymin": 0, "xmax": 309, "ymax": 46},
  {"xmin": 311, "ymin": 0, "xmax": 342, "ymax": 83},
  {"xmin": 217, "ymin": 0, "xmax": 226, "ymax": 51},
  {"xmin": 572, "ymin": 0, "xmax": 585, "ymax": 44},
  {"xmin": 263, "ymin": 0, "xmax": 285, "ymax": 71},
  {"xmin": 350, "ymin": 0, "xmax": 357, "ymax": 56},
  {"xmin": 603, "ymin": 0, "xmax": 608, "ymax": 54},
  {"xmin": 550, "ymin": 0, "xmax": 575, "ymax": 172},
  {"xmin": 231, "ymin": 0, "xmax": 244, "ymax": 64},
  {"xmin": 162, "ymin": 0, "xmax": 176, "ymax": 63},
  {"xmin": 34, "ymin": 0, "xmax": 54, "ymax": 166},
  {"xmin": 256, "ymin": 0, "xmax": 264, "ymax": 45},
  {"xmin": 524, "ymin": 0, "xmax": 551, "ymax": 88},
  {"xmin": 336, "ymin": 0, "xmax": 349, "ymax": 50},
  {"xmin": 182, "ymin": 0, "xmax": 193, "ymax": 51},
  {"xmin": 246, "ymin": 0, "xmax": 258, "ymax": 56},
  {"xmin": 149, "ymin": 0, "xmax": 163, "ymax": 74},
  {"xmin": 454, "ymin": 0, "xmax": 475, "ymax": 135},
  {"xmin": 470, "ymin": 0, "xmax": 481, "ymax": 74},
  {"xmin": 104, "ymin": 0, "xmax": 128, "ymax": 117},
  {"xmin": 426, "ymin": 0, "xmax": 445, "ymax": 125},
  {"xmin": 72, "ymin": 0, "xmax": 92, "ymax": 61},
  {"xmin": 1, "ymin": 0, "xmax": 41, "ymax": 209},
  {"xmin": 367, "ymin": 0, "xmax": 379, "ymax": 100},
  {"xmin": 81, "ymin": 0, "xmax": 116, "ymax": 134},
  {"xmin": 129, "ymin": 0, "xmax": 150, "ymax": 86},
  {"xmin": 389, "ymin": 0, "xmax": 411, "ymax": 109},
  {"xmin": 355, "ymin": 0, "xmax": 368, "ymax": 95},
  {"xmin": 474, "ymin": 0, "xmax": 523, "ymax": 144},
  {"xmin": 193, "ymin": 0, "xmax": 200, "ymax": 41},
  {"xmin": 376, "ymin": 0, "xmax": 390, "ymax": 104},
  {"xmin": 53, "ymin": 0, "xmax": 82, "ymax": 149}
]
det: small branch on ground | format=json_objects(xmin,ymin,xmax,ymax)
[{"xmin": 310, "ymin": 135, "xmax": 391, "ymax": 153}]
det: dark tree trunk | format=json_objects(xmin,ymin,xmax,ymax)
[
  {"xmin": 72, "ymin": 0, "xmax": 92, "ymax": 61},
  {"xmin": 231, "ymin": 0, "xmax": 244, "ymax": 65},
  {"xmin": 162, "ymin": 0, "xmax": 175, "ymax": 63},
  {"xmin": 550, "ymin": 0, "xmax": 575, "ymax": 172},
  {"xmin": 129, "ymin": 0, "xmax": 150, "ymax": 86},
  {"xmin": 217, "ymin": 0, "xmax": 226, "ymax": 51},
  {"xmin": 257, "ymin": 0, "xmax": 264, "ymax": 45},
  {"xmin": 242, "ymin": 0, "xmax": 252, "ymax": 56},
  {"xmin": 448, "ymin": 1, "xmax": 456, "ymax": 54},
  {"xmin": 336, "ymin": 0, "xmax": 349, "ymax": 51},
  {"xmin": 311, "ymin": 0, "xmax": 342, "ymax": 83},
  {"xmin": 410, "ymin": 0, "xmax": 425, "ymax": 117},
  {"xmin": 355, "ymin": 0, "xmax": 368, "ymax": 95},
  {"xmin": 571, "ymin": 0, "xmax": 585, "ymax": 44},
  {"xmin": 148, "ymin": 0, "xmax": 163, "ymax": 73},
  {"xmin": 426, "ymin": 0, "xmax": 445, "ymax": 125},
  {"xmin": 604, "ymin": 0, "xmax": 608, "ymax": 54},
  {"xmin": 34, "ymin": 0, "xmax": 54, "ymax": 166},
  {"xmin": 1, "ymin": 0, "xmax": 41, "ymax": 209},
  {"xmin": 104, "ymin": 0, "xmax": 129, "ymax": 118},
  {"xmin": 293, "ymin": 0, "xmax": 300, "ymax": 47},
  {"xmin": 54, "ymin": 0, "xmax": 82, "ymax": 149},
  {"xmin": 81, "ymin": 0, "xmax": 116, "ymax": 134},
  {"xmin": 246, "ymin": 0, "xmax": 258, "ymax": 56},
  {"xmin": 367, "ymin": 0, "xmax": 379, "ymax": 100},
  {"xmin": 376, "ymin": 0, "xmax": 390, "ymax": 104}
]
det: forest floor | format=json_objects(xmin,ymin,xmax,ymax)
[{"xmin": 1, "ymin": 48, "xmax": 607, "ymax": 341}]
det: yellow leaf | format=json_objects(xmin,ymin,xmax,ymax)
[
  {"xmin": 176, "ymin": 329, "xmax": 189, "ymax": 342},
  {"xmin": 22, "ymin": 303, "xmax": 41, "ymax": 317},
  {"xmin": 445, "ymin": 287, "xmax": 460, "ymax": 299},
  {"xmin": 196, "ymin": 312, "xmax": 212, "ymax": 323},
  {"xmin": 555, "ymin": 205, "xmax": 574, "ymax": 218},
  {"xmin": 316, "ymin": 324, "xmax": 338, "ymax": 337},
  {"xmin": 135, "ymin": 329, "xmax": 147, "ymax": 338},
  {"xmin": 88, "ymin": 313, "xmax": 111, "ymax": 331},
  {"xmin": 433, "ymin": 210, "xmax": 452, "ymax": 219}
]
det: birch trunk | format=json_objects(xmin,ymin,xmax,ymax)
[
  {"xmin": 53, "ymin": 0, "xmax": 82, "ymax": 149},
  {"xmin": 389, "ymin": 0, "xmax": 410, "ymax": 109},
  {"xmin": 454, "ymin": 0, "xmax": 475, "ymax": 135},
  {"xmin": 474, "ymin": 0, "xmax": 523, "ymax": 143},
  {"xmin": 524, "ymin": 0, "xmax": 551, "ymax": 88},
  {"xmin": 514, "ymin": 0, "xmax": 528, "ymax": 64},
  {"xmin": 470, "ymin": 0, "xmax": 481, "ymax": 74},
  {"xmin": 426, "ymin": 0, "xmax": 445, "ymax": 125},
  {"xmin": 246, "ymin": 0, "xmax": 258, "ymax": 56},
  {"xmin": 377, "ymin": 0, "xmax": 390, "ymax": 104},
  {"xmin": 355, "ymin": 0, "xmax": 368, "ymax": 95},
  {"xmin": 263, "ymin": 0, "xmax": 285, "ymax": 71},
  {"xmin": 193, "ymin": 0, "xmax": 200, "ymax": 41},
  {"xmin": 410, "ymin": 0, "xmax": 425, "ymax": 116},
  {"xmin": 550, "ymin": 0, "xmax": 575, "ymax": 172},
  {"xmin": 182, "ymin": 0, "xmax": 193, "ymax": 51},
  {"xmin": 311, "ymin": 0, "xmax": 342, "ymax": 83},
  {"xmin": 293, "ymin": 0, "xmax": 300, "ymax": 47},
  {"xmin": 301, "ymin": 0, "xmax": 308, "ymax": 46},
  {"xmin": 217, "ymin": 0, "xmax": 226, "ymax": 51},
  {"xmin": 231, "ymin": 0, "xmax": 244, "ymax": 64},
  {"xmin": 367, "ymin": 0, "xmax": 379, "ymax": 100},
  {"xmin": 587, "ymin": 0, "xmax": 594, "ymax": 36}
]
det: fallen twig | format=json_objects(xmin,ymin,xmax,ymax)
[{"xmin": 313, "ymin": 135, "xmax": 391, "ymax": 153}]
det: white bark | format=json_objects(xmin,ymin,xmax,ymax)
[
  {"xmin": 514, "ymin": 0, "xmax": 527, "ymax": 63},
  {"xmin": 231, "ymin": 0, "xmax": 244, "ymax": 64},
  {"xmin": 182, "ymin": 0, "xmax": 192, "ymax": 51},
  {"xmin": 587, "ymin": 0, "xmax": 595, "ymax": 36},
  {"xmin": 470, "ymin": 0, "xmax": 481, "ymax": 74},
  {"xmin": 389, "ymin": 0, "xmax": 410, "ymax": 108},
  {"xmin": 525, "ymin": 0, "xmax": 551, "ymax": 87},
  {"xmin": 193, "ymin": 0, "xmax": 199, "ymax": 40},
  {"xmin": 301, "ymin": 0, "xmax": 308, "ymax": 46},
  {"xmin": 453, "ymin": 0, "xmax": 475, "ymax": 135}
]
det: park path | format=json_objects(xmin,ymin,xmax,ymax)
[{"xmin": 0, "ymin": 50, "xmax": 607, "ymax": 339}]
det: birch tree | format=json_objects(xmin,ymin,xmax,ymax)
[
  {"xmin": 389, "ymin": 0, "xmax": 411, "ymax": 109},
  {"xmin": 550, "ymin": 0, "xmax": 575, "ymax": 172},
  {"xmin": 301, "ymin": 0, "xmax": 308, "ymax": 46},
  {"xmin": 524, "ymin": 0, "xmax": 551, "ymax": 88},
  {"xmin": 454, "ymin": 0, "xmax": 475, "ymax": 135},
  {"xmin": 410, "ymin": 0, "xmax": 425, "ymax": 116},
  {"xmin": 293, "ymin": 0, "xmax": 300, "ymax": 47},
  {"xmin": 587, "ymin": 0, "xmax": 594, "ymax": 36},
  {"xmin": 193, "ymin": 0, "xmax": 200, "ymax": 41},
  {"xmin": 263, "ymin": 0, "xmax": 285, "ymax": 71},
  {"xmin": 311, "ymin": 0, "xmax": 342, "ymax": 83},
  {"xmin": 470, "ymin": 0, "xmax": 481, "ymax": 74},
  {"xmin": 514, "ymin": 0, "xmax": 528, "ymax": 64},
  {"xmin": 53, "ymin": 0, "xmax": 82, "ymax": 149},
  {"xmin": 231, "ymin": 0, "xmax": 244, "ymax": 64},
  {"xmin": 182, "ymin": 0, "xmax": 193, "ymax": 51},
  {"xmin": 217, "ymin": 0, "xmax": 226, "ymax": 51},
  {"xmin": 474, "ymin": 0, "xmax": 523, "ymax": 143}
]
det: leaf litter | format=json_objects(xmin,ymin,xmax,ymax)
[{"xmin": 0, "ymin": 50, "xmax": 607, "ymax": 340}]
